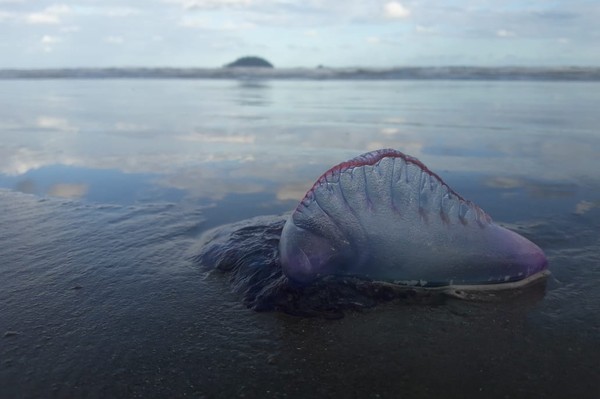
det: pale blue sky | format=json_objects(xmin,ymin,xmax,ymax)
[{"xmin": 0, "ymin": 0, "xmax": 598, "ymax": 68}]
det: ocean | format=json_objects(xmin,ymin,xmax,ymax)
[{"xmin": 1, "ymin": 77, "xmax": 599, "ymax": 398}]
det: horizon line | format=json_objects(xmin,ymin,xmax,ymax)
[{"xmin": 1, "ymin": 65, "xmax": 599, "ymax": 70}]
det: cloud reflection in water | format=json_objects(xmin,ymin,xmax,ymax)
[{"xmin": 0, "ymin": 80, "xmax": 598, "ymax": 218}]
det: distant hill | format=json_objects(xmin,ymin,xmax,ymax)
[{"xmin": 224, "ymin": 56, "xmax": 274, "ymax": 68}]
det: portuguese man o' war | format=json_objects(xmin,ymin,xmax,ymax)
[
  {"xmin": 196, "ymin": 149, "xmax": 549, "ymax": 315},
  {"xmin": 280, "ymin": 149, "xmax": 548, "ymax": 287}
]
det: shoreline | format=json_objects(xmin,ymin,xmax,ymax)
[{"xmin": 1, "ymin": 66, "xmax": 600, "ymax": 81}]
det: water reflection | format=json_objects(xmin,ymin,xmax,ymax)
[
  {"xmin": 15, "ymin": 179, "xmax": 36, "ymax": 194},
  {"xmin": 47, "ymin": 183, "xmax": 88, "ymax": 199},
  {"xmin": 235, "ymin": 79, "xmax": 271, "ymax": 107},
  {"xmin": 178, "ymin": 131, "xmax": 256, "ymax": 144},
  {"xmin": 37, "ymin": 116, "xmax": 79, "ymax": 133},
  {"xmin": 485, "ymin": 176, "xmax": 578, "ymax": 198},
  {"xmin": 575, "ymin": 200, "xmax": 600, "ymax": 215},
  {"xmin": 0, "ymin": 80, "xmax": 598, "ymax": 221}
]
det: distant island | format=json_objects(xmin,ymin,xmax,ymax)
[{"xmin": 224, "ymin": 56, "xmax": 274, "ymax": 68}]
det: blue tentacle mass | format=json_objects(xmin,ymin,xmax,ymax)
[{"xmin": 197, "ymin": 149, "xmax": 549, "ymax": 314}]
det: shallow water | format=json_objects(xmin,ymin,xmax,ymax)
[{"xmin": 0, "ymin": 79, "xmax": 599, "ymax": 398}]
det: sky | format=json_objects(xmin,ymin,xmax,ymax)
[{"xmin": 0, "ymin": 0, "xmax": 599, "ymax": 68}]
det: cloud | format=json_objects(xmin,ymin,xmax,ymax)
[
  {"xmin": 26, "ymin": 4, "xmax": 70, "ymax": 25},
  {"xmin": 0, "ymin": 11, "xmax": 16, "ymax": 21},
  {"xmin": 41, "ymin": 35, "xmax": 60, "ymax": 44},
  {"xmin": 496, "ymin": 29, "xmax": 516, "ymax": 38},
  {"xmin": 158, "ymin": 169, "xmax": 264, "ymax": 200},
  {"xmin": 364, "ymin": 35, "xmax": 403, "ymax": 47},
  {"xmin": 415, "ymin": 25, "xmax": 436, "ymax": 35},
  {"xmin": 380, "ymin": 127, "xmax": 400, "ymax": 136},
  {"xmin": 27, "ymin": 13, "xmax": 59, "ymax": 24},
  {"xmin": 60, "ymin": 25, "xmax": 80, "ymax": 33},
  {"xmin": 533, "ymin": 11, "xmax": 578, "ymax": 21},
  {"xmin": 0, "ymin": 146, "xmax": 80, "ymax": 176},
  {"xmin": 70, "ymin": 5, "xmax": 141, "ymax": 18},
  {"xmin": 383, "ymin": 1, "xmax": 410, "ymax": 19},
  {"xmin": 104, "ymin": 7, "xmax": 140, "ymax": 17},
  {"xmin": 167, "ymin": 0, "xmax": 255, "ymax": 10},
  {"xmin": 48, "ymin": 183, "xmax": 88, "ymax": 199},
  {"xmin": 41, "ymin": 35, "xmax": 60, "ymax": 52},
  {"xmin": 574, "ymin": 200, "xmax": 600, "ymax": 215},
  {"xmin": 222, "ymin": 20, "xmax": 255, "ymax": 30},
  {"xmin": 37, "ymin": 116, "xmax": 77, "ymax": 132},
  {"xmin": 115, "ymin": 122, "xmax": 151, "ymax": 132},
  {"xmin": 2, "ymin": 0, "xmax": 599, "ymax": 68},
  {"xmin": 485, "ymin": 176, "xmax": 523, "ymax": 189},
  {"xmin": 105, "ymin": 36, "xmax": 124, "ymax": 45},
  {"xmin": 179, "ymin": 16, "xmax": 208, "ymax": 28},
  {"xmin": 277, "ymin": 183, "xmax": 311, "ymax": 201},
  {"xmin": 180, "ymin": 16, "xmax": 255, "ymax": 30},
  {"xmin": 484, "ymin": 176, "xmax": 577, "ymax": 199},
  {"xmin": 178, "ymin": 132, "xmax": 255, "ymax": 144}
]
